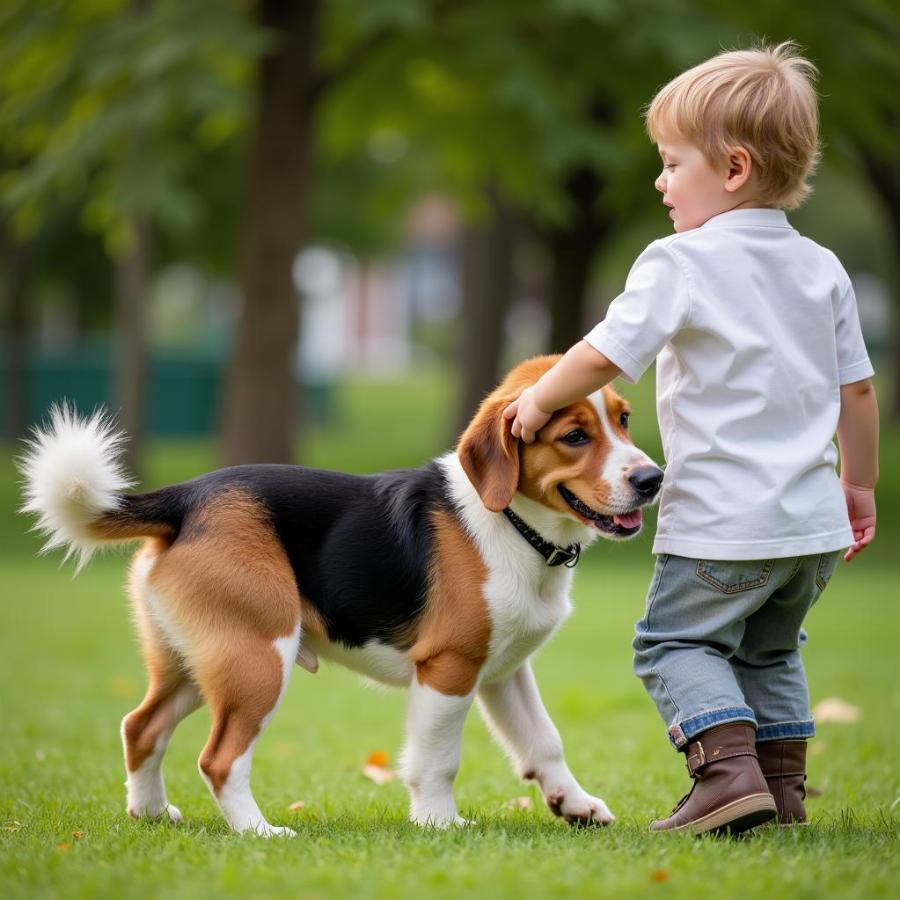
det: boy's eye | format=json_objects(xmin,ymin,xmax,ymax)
[
  {"xmin": 620, "ymin": 411, "xmax": 630, "ymax": 429},
  {"xmin": 664, "ymin": 164, "xmax": 676, "ymax": 170},
  {"xmin": 560, "ymin": 429, "xmax": 589, "ymax": 445}
]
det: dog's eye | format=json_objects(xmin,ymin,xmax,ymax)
[
  {"xmin": 619, "ymin": 412, "xmax": 630, "ymax": 429},
  {"xmin": 561, "ymin": 429, "xmax": 589, "ymax": 445}
]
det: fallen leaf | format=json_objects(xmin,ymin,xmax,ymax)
[
  {"xmin": 649, "ymin": 869, "xmax": 671, "ymax": 883},
  {"xmin": 806, "ymin": 785, "xmax": 824, "ymax": 798},
  {"xmin": 812, "ymin": 697, "xmax": 861, "ymax": 724},
  {"xmin": 362, "ymin": 764, "xmax": 395, "ymax": 785},
  {"xmin": 287, "ymin": 800, "xmax": 306, "ymax": 812},
  {"xmin": 503, "ymin": 796, "xmax": 534, "ymax": 811},
  {"xmin": 4, "ymin": 821, "xmax": 22, "ymax": 833},
  {"xmin": 71, "ymin": 830, "xmax": 85, "ymax": 839},
  {"xmin": 366, "ymin": 750, "xmax": 390, "ymax": 768},
  {"xmin": 56, "ymin": 842, "xmax": 71, "ymax": 852}
]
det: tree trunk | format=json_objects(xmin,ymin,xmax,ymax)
[
  {"xmin": 221, "ymin": 0, "xmax": 320, "ymax": 465},
  {"xmin": 453, "ymin": 188, "xmax": 517, "ymax": 441},
  {"xmin": 544, "ymin": 166, "xmax": 609, "ymax": 353},
  {"xmin": 859, "ymin": 147, "xmax": 900, "ymax": 422},
  {"xmin": 113, "ymin": 214, "xmax": 150, "ymax": 476},
  {"xmin": 2, "ymin": 227, "xmax": 31, "ymax": 440}
]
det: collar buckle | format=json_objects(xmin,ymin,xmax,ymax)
[{"xmin": 546, "ymin": 545, "xmax": 580, "ymax": 568}]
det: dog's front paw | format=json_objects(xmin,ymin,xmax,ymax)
[
  {"xmin": 127, "ymin": 801, "xmax": 182, "ymax": 824},
  {"xmin": 546, "ymin": 787, "xmax": 615, "ymax": 827},
  {"xmin": 237, "ymin": 822, "xmax": 297, "ymax": 838},
  {"xmin": 410, "ymin": 811, "xmax": 473, "ymax": 829}
]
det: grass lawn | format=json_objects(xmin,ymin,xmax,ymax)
[{"xmin": 1, "ymin": 368, "xmax": 898, "ymax": 899}]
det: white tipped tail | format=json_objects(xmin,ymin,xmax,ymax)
[{"xmin": 19, "ymin": 404, "xmax": 135, "ymax": 572}]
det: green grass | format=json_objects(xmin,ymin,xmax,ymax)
[{"xmin": 1, "ymin": 367, "xmax": 898, "ymax": 899}]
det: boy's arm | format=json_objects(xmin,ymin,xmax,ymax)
[
  {"xmin": 504, "ymin": 341, "xmax": 621, "ymax": 443},
  {"xmin": 837, "ymin": 378, "xmax": 879, "ymax": 562}
]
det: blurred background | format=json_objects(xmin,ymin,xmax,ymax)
[
  {"xmin": 1, "ymin": 9, "xmax": 899, "ymax": 891},
  {"xmin": 1, "ymin": 0, "xmax": 897, "ymax": 479}
]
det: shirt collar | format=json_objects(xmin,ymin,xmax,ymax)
[{"xmin": 700, "ymin": 208, "xmax": 791, "ymax": 230}]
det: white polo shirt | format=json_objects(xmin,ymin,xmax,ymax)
[{"xmin": 584, "ymin": 208, "xmax": 874, "ymax": 560}]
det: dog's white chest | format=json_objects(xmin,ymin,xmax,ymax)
[{"xmin": 481, "ymin": 564, "xmax": 573, "ymax": 683}]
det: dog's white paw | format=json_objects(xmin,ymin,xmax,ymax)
[
  {"xmin": 245, "ymin": 823, "xmax": 297, "ymax": 838},
  {"xmin": 127, "ymin": 801, "xmax": 182, "ymax": 823},
  {"xmin": 410, "ymin": 811, "xmax": 473, "ymax": 829},
  {"xmin": 546, "ymin": 787, "xmax": 615, "ymax": 826}
]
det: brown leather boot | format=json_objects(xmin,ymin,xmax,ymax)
[
  {"xmin": 756, "ymin": 739, "xmax": 808, "ymax": 825},
  {"xmin": 651, "ymin": 723, "xmax": 777, "ymax": 835}
]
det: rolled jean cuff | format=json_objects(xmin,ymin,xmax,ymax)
[
  {"xmin": 756, "ymin": 720, "xmax": 816, "ymax": 742},
  {"xmin": 668, "ymin": 705, "xmax": 757, "ymax": 748}
]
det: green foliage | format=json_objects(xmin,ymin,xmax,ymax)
[
  {"xmin": 2, "ymin": 1, "xmax": 898, "ymax": 280},
  {"xmin": 0, "ymin": 0, "xmax": 267, "ymax": 251}
]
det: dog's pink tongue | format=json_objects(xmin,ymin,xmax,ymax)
[{"xmin": 613, "ymin": 509, "xmax": 642, "ymax": 529}]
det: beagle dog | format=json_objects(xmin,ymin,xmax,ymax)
[{"xmin": 20, "ymin": 355, "xmax": 662, "ymax": 835}]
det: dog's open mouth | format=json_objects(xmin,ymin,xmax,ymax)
[{"xmin": 558, "ymin": 485, "xmax": 643, "ymax": 537}]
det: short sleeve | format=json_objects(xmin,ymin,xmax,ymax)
[
  {"xmin": 583, "ymin": 241, "xmax": 690, "ymax": 383},
  {"xmin": 833, "ymin": 268, "xmax": 874, "ymax": 385}
]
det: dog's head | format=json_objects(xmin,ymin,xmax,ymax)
[{"xmin": 457, "ymin": 355, "xmax": 663, "ymax": 539}]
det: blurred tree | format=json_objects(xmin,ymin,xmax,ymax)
[
  {"xmin": 0, "ymin": 0, "xmax": 265, "ymax": 469},
  {"xmin": 458, "ymin": 186, "xmax": 518, "ymax": 434},
  {"xmin": 0, "ymin": 217, "xmax": 32, "ymax": 441},
  {"xmin": 323, "ymin": 0, "xmax": 725, "ymax": 433},
  {"xmin": 220, "ymin": 0, "xmax": 319, "ymax": 465}
]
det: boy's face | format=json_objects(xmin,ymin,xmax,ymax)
[{"xmin": 654, "ymin": 139, "xmax": 734, "ymax": 233}]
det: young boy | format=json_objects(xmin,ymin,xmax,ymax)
[{"xmin": 504, "ymin": 42, "xmax": 879, "ymax": 835}]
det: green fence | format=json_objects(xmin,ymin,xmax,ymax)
[
  {"xmin": 1, "ymin": 341, "xmax": 336, "ymax": 438},
  {"xmin": 1, "ymin": 341, "xmax": 222, "ymax": 437}
]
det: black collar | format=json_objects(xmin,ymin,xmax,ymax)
[{"xmin": 501, "ymin": 507, "xmax": 581, "ymax": 568}]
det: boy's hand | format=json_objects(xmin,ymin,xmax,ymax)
[
  {"xmin": 503, "ymin": 386, "xmax": 552, "ymax": 444},
  {"xmin": 842, "ymin": 481, "xmax": 876, "ymax": 562}
]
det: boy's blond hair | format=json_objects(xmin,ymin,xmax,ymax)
[{"xmin": 645, "ymin": 42, "xmax": 820, "ymax": 210}]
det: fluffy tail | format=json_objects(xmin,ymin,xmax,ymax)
[{"xmin": 19, "ymin": 404, "xmax": 139, "ymax": 571}]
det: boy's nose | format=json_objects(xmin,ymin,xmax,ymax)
[{"xmin": 654, "ymin": 172, "xmax": 666, "ymax": 192}]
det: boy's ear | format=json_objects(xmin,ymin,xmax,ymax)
[
  {"xmin": 724, "ymin": 146, "xmax": 753, "ymax": 193},
  {"xmin": 457, "ymin": 397, "xmax": 520, "ymax": 512}
]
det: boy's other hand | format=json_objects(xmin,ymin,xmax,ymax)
[
  {"xmin": 503, "ymin": 386, "xmax": 552, "ymax": 444},
  {"xmin": 842, "ymin": 481, "xmax": 876, "ymax": 562}
]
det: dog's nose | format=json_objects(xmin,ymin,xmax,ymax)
[{"xmin": 628, "ymin": 466, "xmax": 664, "ymax": 497}]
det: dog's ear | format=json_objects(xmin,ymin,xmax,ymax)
[{"xmin": 457, "ymin": 397, "xmax": 520, "ymax": 512}]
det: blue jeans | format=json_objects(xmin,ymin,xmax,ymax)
[{"xmin": 633, "ymin": 552, "xmax": 840, "ymax": 748}]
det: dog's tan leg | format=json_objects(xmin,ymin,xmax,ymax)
[
  {"xmin": 122, "ymin": 548, "xmax": 203, "ymax": 822},
  {"xmin": 121, "ymin": 666, "xmax": 202, "ymax": 822},
  {"xmin": 139, "ymin": 489, "xmax": 302, "ymax": 835},
  {"xmin": 194, "ymin": 626, "xmax": 300, "ymax": 836},
  {"xmin": 478, "ymin": 662, "xmax": 614, "ymax": 825}
]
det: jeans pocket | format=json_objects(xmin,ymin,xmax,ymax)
[
  {"xmin": 695, "ymin": 559, "xmax": 774, "ymax": 594},
  {"xmin": 815, "ymin": 551, "xmax": 840, "ymax": 593}
]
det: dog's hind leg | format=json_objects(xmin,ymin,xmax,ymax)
[
  {"xmin": 142, "ymin": 488, "xmax": 303, "ymax": 835},
  {"xmin": 194, "ymin": 625, "xmax": 300, "ymax": 836},
  {"xmin": 122, "ymin": 549, "xmax": 203, "ymax": 822},
  {"xmin": 121, "ymin": 670, "xmax": 202, "ymax": 822}
]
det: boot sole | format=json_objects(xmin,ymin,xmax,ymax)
[{"xmin": 670, "ymin": 793, "xmax": 777, "ymax": 836}]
